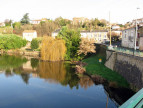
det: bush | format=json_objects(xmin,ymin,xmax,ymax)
[
  {"xmin": 31, "ymin": 38, "xmax": 39, "ymax": 50},
  {"xmin": 0, "ymin": 34, "xmax": 27, "ymax": 49}
]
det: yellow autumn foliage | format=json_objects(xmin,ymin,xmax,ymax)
[
  {"xmin": 38, "ymin": 61, "xmax": 66, "ymax": 83},
  {"xmin": 41, "ymin": 36, "xmax": 66, "ymax": 61}
]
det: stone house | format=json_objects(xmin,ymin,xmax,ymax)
[
  {"xmin": 23, "ymin": 30, "xmax": 37, "ymax": 41},
  {"xmin": 122, "ymin": 27, "xmax": 139, "ymax": 49}
]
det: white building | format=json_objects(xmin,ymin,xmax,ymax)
[
  {"xmin": 52, "ymin": 30, "xmax": 108, "ymax": 43},
  {"xmin": 51, "ymin": 29, "xmax": 60, "ymax": 38},
  {"xmin": 30, "ymin": 20, "xmax": 41, "ymax": 25},
  {"xmin": 0, "ymin": 22, "xmax": 5, "ymax": 27},
  {"xmin": 112, "ymin": 25, "xmax": 120, "ymax": 30},
  {"xmin": 122, "ymin": 27, "xmax": 139, "ymax": 49},
  {"xmin": 23, "ymin": 30, "xmax": 37, "ymax": 41}
]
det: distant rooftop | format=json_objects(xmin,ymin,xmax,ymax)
[{"xmin": 23, "ymin": 30, "xmax": 37, "ymax": 33}]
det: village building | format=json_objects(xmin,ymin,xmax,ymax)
[
  {"xmin": 0, "ymin": 22, "xmax": 5, "ymax": 27},
  {"xmin": 51, "ymin": 29, "xmax": 60, "ymax": 38},
  {"xmin": 73, "ymin": 17, "xmax": 89, "ymax": 25},
  {"xmin": 122, "ymin": 26, "xmax": 143, "ymax": 49},
  {"xmin": 122, "ymin": 27, "xmax": 136, "ymax": 49},
  {"xmin": 52, "ymin": 30, "xmax": 108, "ymax": 43},
  {"xmin": 80, "ymin": 30, "xmax": 108, "ymax": 43},
  {"xmin": 132, "ymin": 18, "xmax": 143, "ymax": 25},
  {"xmin": 23, "ymin": 30, "xmax": 37, "ymax": 41},
  {"xmin": 30, "ymin": 18, "xmax": 48, "ymax": 25},
  {"xmin": 138, "ymin": 27, "xmax": 143, "ymax": 50},
  {"xmin": 112, "ymin": 25, "xmax": 120, "ymax": 30}
]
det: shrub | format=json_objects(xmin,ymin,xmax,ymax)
[
  {"xmin": 0, "ymin": 34, "xmax": 27, "ymax": 49},
  {"xmin": 31, "ymin": 38, "xmax": 39, "ymax": 50}
]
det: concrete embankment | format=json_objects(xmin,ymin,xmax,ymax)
[{"xmin": 105, "ymin": 50, "xmax": 143, "ymax": 89}]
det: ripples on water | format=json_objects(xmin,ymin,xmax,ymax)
[{"xmin": 0, "ymin": 55, "xmax": 135, "ymax": 108}]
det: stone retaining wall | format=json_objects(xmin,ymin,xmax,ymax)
[{"xmin": 105, "ymin": 50, "xmax": 143, "ymax": 89}]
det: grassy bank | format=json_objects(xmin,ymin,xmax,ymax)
[{"xmin": 83, "ymin": 54, "xmax": 129, "ymax": 88}]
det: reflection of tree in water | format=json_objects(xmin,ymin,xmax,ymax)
[
  {"xmin": 31, "ymin": 58, "xmax": 39, "ymax": 69},
  {"xmin": 38, "ymin": 61, "xmax": 67, "ymax": 83},
  {"xmin": 20, "ymin": 73, "xmax": 30, "ymax": 84},
  {"xmin": 79, "ymin": 75, "xmax": 94, "ymax": 89},
  {"xmin": 13, "ymin": 67, "xmax": 30, "ymax": 84},
  {"xmin": 0, "ymin": 55, "xmax": 27, "ymax": 70},
  {"xmin": 38, "ymin": 61, "xmax": 80, "ymax": 89},
  {"xmin": 5, "ymin": 69, "xmax": 13, "ymax": 77}
]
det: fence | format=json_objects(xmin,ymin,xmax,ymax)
[{"xmin": 108, "ymin": 46, "xmax": 143, "ymax": 57}]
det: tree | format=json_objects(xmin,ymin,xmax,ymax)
[
  {"xmin": 4, "ymin": 19, "xmax": 12, "ymax": 26},
  {"xmin": 21, "ymin": 13, "xmax": 30, "ymax": 25},
  {"xmin": 107, "ymin": 32, "xmax": 120, "ymax": 42},
  {"xmin": 57, "ymin": 27, "xmax": 81, "ymax": 60},
  {"xmin": 41, "ymin": 37, "xmax": 66, "ymax": 61},
  {"xmin": 78, "ymin": 38, "xmax": 96, "ymax": 58},
  {"xmin": 55, "ymin": 17, "xmax": 71, "ymax": 27}
]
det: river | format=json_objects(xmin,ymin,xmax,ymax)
[{"xmin": 0, "ymin": 54, "xmax": 136, "ymax": 108}]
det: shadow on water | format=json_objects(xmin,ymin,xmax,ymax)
[{"xmin": 0, "ymin": 54, "xmax": 137, "ymax": 106}]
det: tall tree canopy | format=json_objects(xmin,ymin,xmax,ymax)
[
  {"xmin": 21, "ymin": 13, "xmax": 30, "ymax": 25},
  {"xmin": 57, "ymin": 26, "xmax": 81, "ymax": 60}
]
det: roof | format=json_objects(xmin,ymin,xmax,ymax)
[
  {"xmin": 23, "ymin": 30, "xmax": 37, "ymax": 33},
  {"xmin": 122, "ymin": 26, "xmax": 136, "ymax": 31},
  {"xmin": 80, "ymin": 30, "xmax": 108, "ymax": 33},
  {"xmin": 52, "ymin": 29, "xmax": 61, "ymax": 33}
]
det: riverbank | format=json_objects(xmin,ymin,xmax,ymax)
[
  {"xmin": 82, "ymin": 54, "xmax": 129, "ymax": 88},
  {"xmin": 0, "ymin": 49, "xmax": 40, "ymax": 58}
]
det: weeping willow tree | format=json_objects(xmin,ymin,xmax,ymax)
[{"xmin": 41, "ymin": 36, "xmax": 66, "ymax": 61}]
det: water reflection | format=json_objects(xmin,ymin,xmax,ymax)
[{"xmin": 0, "ymin": 55, "xmax": 135, "ymax": 107}]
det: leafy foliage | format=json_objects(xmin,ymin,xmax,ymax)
[
  {"xmin": 78, "ymin": 38, "xmax": 96, "ymax": 58},
  {"xmin": 41, "ymin": 36, "xmax": 66, "ymax": 61},
  {"xmin": 21, "ymin": 13, "xmax": 30, "ymax": 25},
  {"xmin": 58, "ymin": 27, "xmax": 81, "ymax": 60},
  {"xmin": 0, "ymin": 34, "xmax": 27, "ymax": 49},
  {"xmin": 31, "ymin": 38, "xmax": 39, "ymax": 50},
  {"xmin": 0, "ymin": 55, "xmax": 27, "ymax": 69}
]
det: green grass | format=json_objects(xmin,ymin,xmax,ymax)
[{"xmin": 83, "ymin": 54, "xmax": 129, "ymax": 88}]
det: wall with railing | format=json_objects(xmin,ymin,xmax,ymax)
[{"xmin": 108, "ymin": 46, "xmax": 143, "ymax": 57}]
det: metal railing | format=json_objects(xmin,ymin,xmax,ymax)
[{"xmin": 108, "ymin": 46, "xmax": 143, "ymax": 57}]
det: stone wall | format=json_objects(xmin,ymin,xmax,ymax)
[{"xmin": 105, "ymin": 50, "xmax": 143, "ymax": 89}]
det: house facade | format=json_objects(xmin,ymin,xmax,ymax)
[
  {"xmin": 80, "ymin": 30, "xmax": 108, "ymax": 43},
  {"xmin": 52, "ymin": 30, "xmax": 108, "ymax": 43},
  {"xmin": 73, "ymin": 17, "xmax": 89, "ymax": 25},
  {"xmin": 138, "ymin": 27, "xmax": 143, "ymax": 50},
  {"xmin": 0, "ymin": 22, "xmax": 5, "ymax": 27},
  {"xmin": 30, "ymin": 18, "xmax": 48, "ymax": 25},
  {"xmin": 23, "ymin": 30, "xmax": 37, "ymax": 41},
  {"xmin": 122, "ymin": 27, "xmax": 139, "ymax": 49}
]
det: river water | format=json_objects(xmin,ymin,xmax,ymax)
[{"xmin": 0, "ymin": 55, "xmax": 135, "ymax": 108}]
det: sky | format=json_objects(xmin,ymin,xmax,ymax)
[{"xmin": 0, "ymin": 0, "xmax": 143, "ymax": 24}]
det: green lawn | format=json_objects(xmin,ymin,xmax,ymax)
[{"xmin": 83, "ymin": 54, "xmax": 129, "ymax": 88}]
